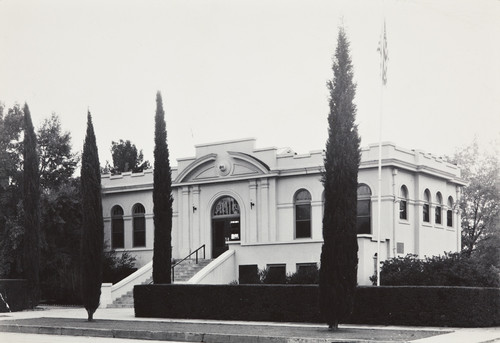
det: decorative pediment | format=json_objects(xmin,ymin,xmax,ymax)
[{"xmin": 175, "ymin": 151, "xmax": 270, "ymax": 183}]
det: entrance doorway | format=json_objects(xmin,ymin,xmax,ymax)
[{"xmin": 212, "ymin": 196, "xmax": 240, "ymax": 258}]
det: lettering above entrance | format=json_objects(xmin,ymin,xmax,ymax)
[{"xmin": 213, "ymin": 196, "xmax": 240, "ymax": 217}]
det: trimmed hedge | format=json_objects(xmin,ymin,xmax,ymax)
[
  {"xmin": 0, "ymin": 279, "xmax": 29, "ymax": 312},
  {"xmin": 134, "ymin": 284, "xmax": 500, "ymax": 327},
  {"xmin": 352, "ymin": 286, "xmax": 500, "ymax": 327}
]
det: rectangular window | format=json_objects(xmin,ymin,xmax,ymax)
[
  {"xmin": 423, "ymin": 204, "xmax": 430, "ymax": 223},
  {"xmin": 399, "ymin": 200, "xmax": 407, "ymax": 220},
  {"xmin": 447, "ymin": 210, "xmax": 453, "ymax": 227},
  {"xmin": 295, "ymin": 204, "xmax": 311, "ymax": 238},
  {"xmin": 133, "ymin": 216, "xmax": 146, "ymax": 247},
  {"xmin": 435, "ymin": 206, "xmax": 442, "ymax": 225},
  {"xmin": 356, "ymin": 199, "xmax": 371, "ymax": 234},
  {"xmin": 296, "ymin": 263, "xmax": 317, "ymax": 273},
  {"xmin": 264, "ymin": 264, "xmax": 287, "ymax": 284},
  {"xmin": 112, "ymin": 218, "xmax": 124, "ymax": 249},
  {"xmin": 238, "ymin": 265, "xmax": 259, "ymax": 284}
]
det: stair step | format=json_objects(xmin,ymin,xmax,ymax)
[{"xmin": 109, "ymin": 259, "xmax": 212, "ymax": 307}]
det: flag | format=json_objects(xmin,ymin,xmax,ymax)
[{"xmin": 377, "ymin": 20, "xmax": 388, "ymax": 86}]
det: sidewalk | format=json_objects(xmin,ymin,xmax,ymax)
[{"xmin": 0, "ymin": 306, "xmax": 499, "ymax": 343}]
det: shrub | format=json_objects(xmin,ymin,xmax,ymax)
[
  {"xmin": 287, "ymin": 265, "xmax": 319, "ymax": 284},
  {"xmin": 259, "ymin": 268, "xmax": 287, "ymax": 284},
  {"xmin": 372, "ymin": 252, "xmax": 500, "ymax": 287},
  {"xmin": 102, "ymin": 250, "xmax": 136, "ymax": 284},
  {"xmin": 250, "ymin": 266, "xmax": 320, "ymax": 285}
]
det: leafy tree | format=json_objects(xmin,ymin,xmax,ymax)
[
  {"xmin": 319, "ymin": 27, "xmax": 360, "ymax": 330},
  {"xmin": 80, "ymin": 111, "xmax": 104, "ymax": 321},
  {"xmin": 22, "ymin": 103, "xmax": 41, "ymax": 307},
  {"xmin": 448, "ymin": 140, "xmax": 500, "ymax": 256},
  {"xmin": 39, "ymin": 178, "xmax": 82, "ymax": 304},
  {"xmin": 110, "ymin": 139, "xmax": 150, "ymax": 174},
  {"xmin": 37, "ymin": 113, "xmax": 79, "ymax": 190},
  {"xmin": 152, "ymin": 91, "xmax": 173, "ymax": 284}
]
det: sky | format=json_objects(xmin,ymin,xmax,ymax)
[{"xmin": 1, "ymin": 0, "xmax": 499, "ymax": 166}]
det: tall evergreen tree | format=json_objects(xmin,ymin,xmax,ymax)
[
  {"xmin": 80, "ymin": 111, "xmax": 104, "ymax": 321},
  {"xmin": 319, "ymin": 28, "xmax": 360, "ymax": 330},
  {"xmin": 22, "ymin": 103, "xmax": 41, "ymax": 307},
  {"xmin": 152, "ymin": 91, "xmax": 173, "ymax": 284},
  {"xmin": 0, "ymin": 105, "xmax": 24, "ymax": 278}
]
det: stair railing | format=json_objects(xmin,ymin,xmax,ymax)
[{"xmin": 171, "ymin": 244, "xmax": 206, "ymax": 282}]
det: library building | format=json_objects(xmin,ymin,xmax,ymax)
[{"xmin": 101, "ymin": 138, "xmax": 465, "ymax": 290}]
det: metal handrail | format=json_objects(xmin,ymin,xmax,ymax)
[{"xmin": 171, "ymin": 244, "xmax": 206, "ymax": 282}]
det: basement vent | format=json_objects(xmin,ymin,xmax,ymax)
[{"xmin": 397, "ymin": 242, "xmax": 405, "ymax": 254}]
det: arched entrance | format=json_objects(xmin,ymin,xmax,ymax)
[{"xmin": 212, "ymin": 196, "xmax": 240, "ymax": 258}]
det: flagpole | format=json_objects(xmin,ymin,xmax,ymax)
[
  {"xmin": 376, "ymin": 20, "xmax": 387, "ymax": 287},
  {"xmin": 376, "ymin": 74, "xmax": 383, "ymax": 287}
]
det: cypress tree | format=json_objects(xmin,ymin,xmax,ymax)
[
  {"xmin": 319, "ymin": 27, "xmax": 360, "ymax": 330},
  {"xmin": 80, "ymin": 111, "xmax": 104, "ymax": 321},
  {"xmin": 22, "ymin": 103, "xmax": 41, "ymax": 308},
  {"xmin": 152, "ymin": 91, "xmax": 173, "ymax": 284}
]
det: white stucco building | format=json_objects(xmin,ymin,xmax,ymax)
[{"xmin": 101, "ymin": 138, "xmax": 465, "ymax": 286}]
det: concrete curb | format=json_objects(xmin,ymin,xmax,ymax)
[{"xmin": 0, "ymin": 323, "xmax": 405, "ymax": 343}]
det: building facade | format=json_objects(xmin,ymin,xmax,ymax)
[{"xmin": 101, "ymin": 138, "xmax": 465, "ymax": 285}]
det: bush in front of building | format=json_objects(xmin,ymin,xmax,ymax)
[
  {"xmin": 243, "ymin": 265, "xmax": 319, "ymax": 284},
  {"xmin": 134, "ymin": 284, "xmax": 500, "ymax": 327},
  {"xmin": 371, "ymin": 253, "xmax": 500, "ymax": 287},
  {"xmin": 102, "ymin": 250, "xmax": 136, "ymax": 284},
  {"xmin": 287, "ymin": 265, "xmax": 319, "ymax": 284}
]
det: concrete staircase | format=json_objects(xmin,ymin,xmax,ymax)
[{"xmin": 108, "ymin": 259, "xmax": 212, "ymax": 308}]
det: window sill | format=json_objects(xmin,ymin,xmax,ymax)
[
  {"xmin": 398, "ymin": 220, "xmax": 411, "ymax": 226},
  {"xmin": 422, "ymin": 222, "xmax": 433, "ymax": 228}
]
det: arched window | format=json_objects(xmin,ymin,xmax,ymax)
[
  {"xmin": 400, "ymin": 185, "xmax": 409, "ymax": 220},
  {"xmin": 295, "ymin": 189, "xmax": 312, "ymax": 238},
  {"xmin": 357, "ymin": 184, "xmax": 372, "ymax": 234},
  {"xmin": 435, "ymin": 192, "xmax": 443, "ymax": 225},
  {"xmin": 447, "ymin": 196, "xmax": 454, "ymax": 227},
  {"xmin": 133, "ymin": 203, "xmax": 146, "ymax": 247},
  {"xmin": 423, "ymin": 189, "xmax": 431, "ymax": 223},
  {"xmin": 111, "ymin": 205, "xmax": 124, "ymax": 249}
]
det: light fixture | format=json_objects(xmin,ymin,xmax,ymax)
[
  {"xmin": 250, "ymin": 201, "xmax": 255, "ymax": 209},
  {"xmin": 193, "ymin": 205, "xmax": 197, "ymax": 213}
]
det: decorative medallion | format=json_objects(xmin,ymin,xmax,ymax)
[{"xmin": 217, "ymin": 160, "xmax": 231, "ymax": 176}]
